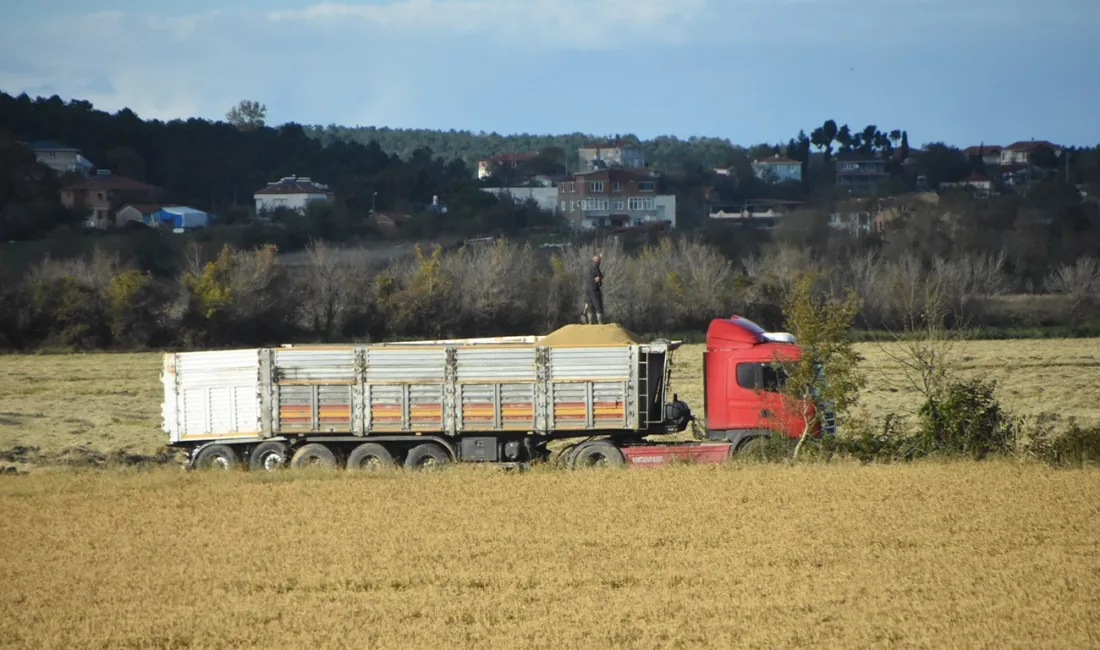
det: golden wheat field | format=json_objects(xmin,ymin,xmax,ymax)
[
  {"xmin": 1, "ymin": 338, "xmax": 1098, "ymax": 465},
  {"xmin": 1, "ymin": 341, "xmax": 1100, "ymax": 648},
  {"xmin": 0, "ymin": 464, "xmax": 1098, "ymax": 648}
]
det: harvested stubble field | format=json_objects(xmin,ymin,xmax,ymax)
[
  {"xmin": 1, "ymin": 338, "xmax": 1098, "ymax": 463},
  {"xmin": 0, "ymin": 338, "xmax": 1099, "ymax": 648},
  {"xmin": 1, "ymin": 464, "xmax": 1099, "ymax": 648}
]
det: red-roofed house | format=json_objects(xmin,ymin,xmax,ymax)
[
  {"xmin": 60, "ymin": 170, "xmax": 162, "ymax": 229},
  {"xmin": 751, "ymin": 155, "xmax": 803, "ymax": 183},
  {"xmin": 942, "ymin": 172, "xmax": 994, "ymax": 197},
  {"xmin": 962, "ymin": 145, "xmax": 1002, "ymax": 168},
  {"xmin": 254, "ymin": 175, "xmax": 333, "ymax": 214},
  {"xmin": 368, "ymin": 211, "xmax": 412, "ymax": 235},
  {"xmin": 1000, "ymin": 140, "xmax": 1062, "ymax": 166},
  {"xmin": 477, "ymin": 153, "xmax": 534, "ymax": 180}
]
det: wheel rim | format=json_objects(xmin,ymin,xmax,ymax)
[
  {"xmin": 582, "ymin": 452, "xmax": 608, "ymax": 467},
  {"xmin": 211, "ymin": 455, "xmax": 229, "ymax": 470},
  {"xmin": 261, "ymin": 452, "xmax": 284, "ymax": 471},
  {"xmin": 353, "ymin": 455, "xmax": 383, "ymax": 470}
]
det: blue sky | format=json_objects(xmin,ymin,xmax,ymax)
[{"xmin": 1, "ymin": 0, "xmax": 1098, "ymax": 148}]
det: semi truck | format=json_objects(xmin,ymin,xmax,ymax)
[{"xmin": 162, "ymin": 315, "xmax": 835, "ymax": 471}]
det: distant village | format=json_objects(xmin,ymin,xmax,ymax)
[{"xmin": 25, "ymin": 136, "xmax": 1070, "ymax": 239}]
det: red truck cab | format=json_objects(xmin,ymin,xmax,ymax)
[{"xmin": 703, "ymin": 315, "xmax": 835, "ymax": 451}]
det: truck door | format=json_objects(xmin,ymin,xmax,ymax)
[{"xmin": 729, "ymin": 361, "xmax": 791, "ymax": 435}]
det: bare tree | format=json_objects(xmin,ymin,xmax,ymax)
[
  {"xmin": 298, "ymin": 241, "xmax": 372, "ymax": 339},
  {"xmin": 1045, "ymin": 256, "xmax": 1100, "ymax": 322},
  {"xmin": 445, "ymin": 240, "xmax": 540, "ymax": 334},
  {"xmin": 877, "ymin": 261, "xmax": 965, "ymax": 405}
]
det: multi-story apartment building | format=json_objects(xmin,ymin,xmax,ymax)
[{"xmin": 557, "ymin": 169, "xmax": 674, "ymax": 229}]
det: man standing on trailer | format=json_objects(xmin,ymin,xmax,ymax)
[{"xmin": 581, "ymin": 253, "xmax": 605, "ymax": 324}]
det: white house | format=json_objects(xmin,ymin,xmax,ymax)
[
  {"xmin": 254, "ymin": 176, "xmax": 333, "ymax": 214},
  {"xmin": 999, "ymin": 140, "xmax": 1062, "ymax": 166},
  {"xmin": 27, "ymin": 140, "xmax": 95, "ymax": 175}
]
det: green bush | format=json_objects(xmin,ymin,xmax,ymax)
[
  {"xmin": 107, "ymin": 269, "xmax": 169, "ymax": 349},
  {"xmin": 30, "ymin": 274, "xmax": 109, "ymax": 350},
  {"xmin": 917, "ymin": 378, "xmax": 1015, "ymax": 459}
]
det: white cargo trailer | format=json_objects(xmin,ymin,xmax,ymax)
[{"xmin": 162, "ymin": 334, "xmax": 693, "ymax": 471}]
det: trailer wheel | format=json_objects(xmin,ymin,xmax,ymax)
[
  {"xmin": 404, "ymin": 443, "xmax": 450, "ymax": 471},
  {"xmin": 193, "ymin": 444, "xmax": 240, "ymax": 471},
  {"xmin": 248, "ymin": 441, "xmax": 288, "ymax": 472},
  {"xmin": 346, "ymin": 443, "xmax": 395, "ymax": 471},
  {"xmin": 572, "ymin": 441, "xmax": 625, "ymax": 468},
  {"xmin": 290, "ymin": 443, "xmax": 341, "ymax": 470}
]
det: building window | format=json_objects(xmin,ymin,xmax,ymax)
[
  {"xmin": 582, "ymin": 198, "xmax": 609, "ymax": 211},
  {"xmin": 589, "ymin": 181, "xmax": 604, "ymax": 192},
  {"xmin": 628, "ymin": 197, "xmax": 656, "ymax": 211},
  {"xmin": 613, "ymin": 200, "xmax": 624, "ymax": 210},
  {"xmin": 637, "ymin": 182, "xmax": 655, "ymax": 191},
  {"xmin": 560, "ymin": 201, "xmax": 566, "ymax": 211},
  {"xmin": 612, "ymin": 182, "xmax": 622, "ymax": 192},
  {"xmin": 569, "ymin": 201, "xmax": 576, "ymax": 211}
]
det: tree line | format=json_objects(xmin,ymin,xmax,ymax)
[{"xmin": 1, "ymin": 233, "xmax": 1097, "ymax": 353}]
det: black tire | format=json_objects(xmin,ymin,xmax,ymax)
[
  {"xmin": 290, "ymin": 443, "xmax": 340, "ymax": 470},
  {"xmin": 404, "ymin": 443, "xmax": 450, "ymax": 471},
  {"xmin": 248, "ymin": 441, "xmax": 288, "ymax": 472},
  {"xmin": 346, "ymin": 442, "xmax": 396, "ymax": 471},
  {"xmin": 571, "ymin": 441, "xmax": 625, "ymax": 468},
  {"xmin": 193, "ymin": 444, "xmax": 240, "ymax": 470},
  {"xmin": 737, "ymin": 437, "xmax": 768, "ymax": 460}
]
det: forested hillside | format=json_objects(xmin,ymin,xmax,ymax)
[{"xmin": 1, "ymin": 90, "xmax": 1098, "ymax": 352}]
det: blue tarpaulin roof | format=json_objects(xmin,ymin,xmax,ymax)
[{"xmin": 154, "ymin": 206, "xmax": 208, "ymax": 229}]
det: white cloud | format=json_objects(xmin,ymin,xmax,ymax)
[
  {"xmin": 267, "ymin": 0, "xmax": 709, "ymax": 49},
  {"xmin": 0, "ymin": 0, "xmax": 1095, "ymax": 135}
]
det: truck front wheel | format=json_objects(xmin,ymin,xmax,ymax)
[
  {"xmin": 736, "ymin": 437, "xmax": 768, "ymax": 460},
  {"xmin": 404, "ymin": 443, "xmax": 450, "ymax": 471},
  {"xmin": 290, "ymin": 443, "xmax": 341, "ymax": 470},
  {"xmin": 572, "ymin": 441, "xmax": 625, "ymax": 468}
]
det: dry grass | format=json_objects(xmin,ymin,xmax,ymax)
[
  {"xmin": 0, "ymin": 463, "xmax": 1097, "ymax": 649},
  {"xmin": 0, "ymin": 339, "xmax": 1098, "ymax": 465}
]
